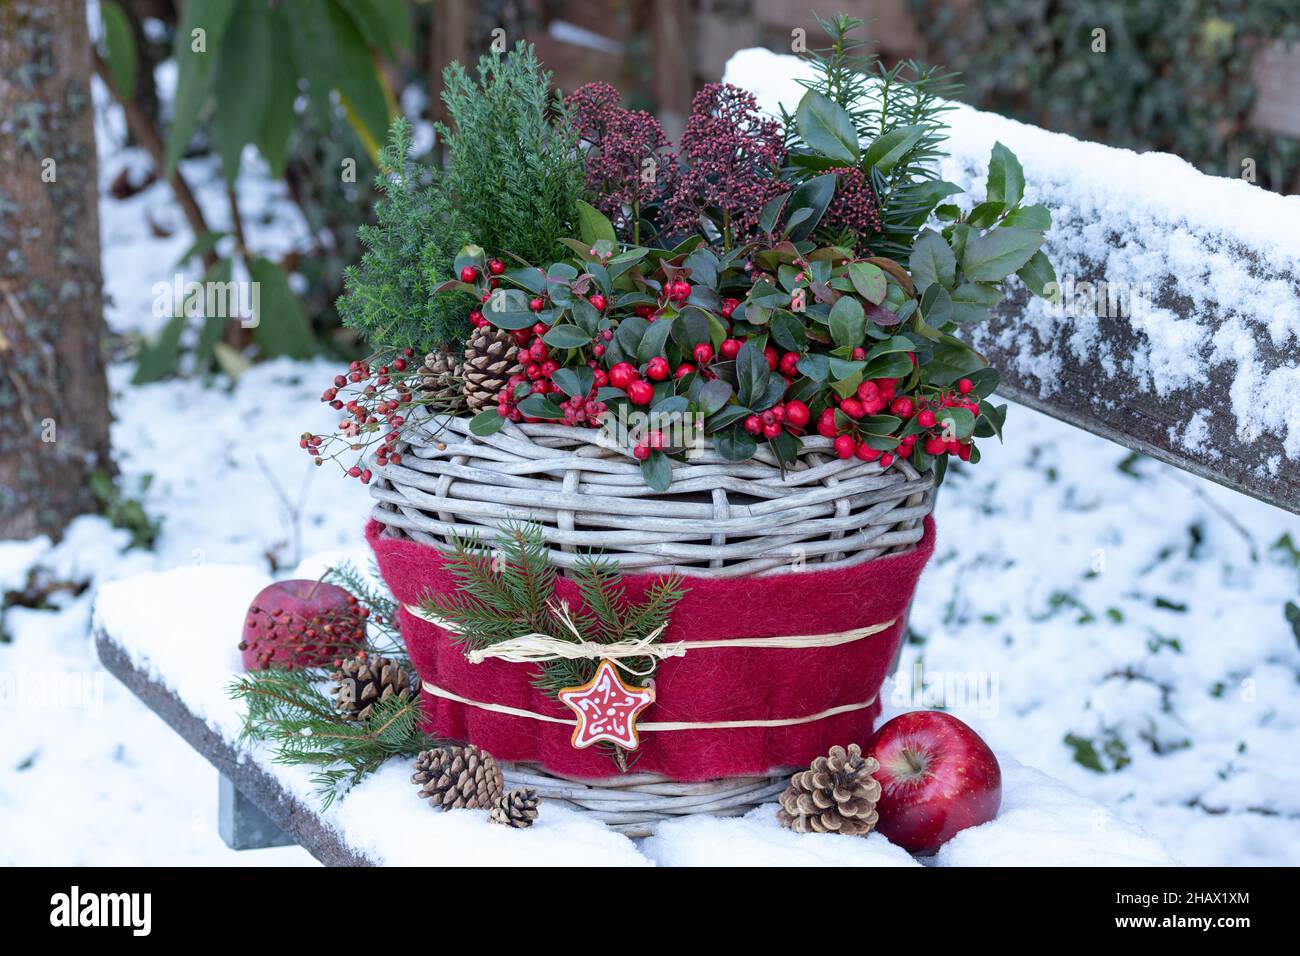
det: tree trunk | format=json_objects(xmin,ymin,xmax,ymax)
[{"xmin": 0, "ymin": 0, "xmax": 112, "ymax": 540}]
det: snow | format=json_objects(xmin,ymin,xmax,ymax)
[
  {"xmin": 724, "ymin": 47, "xmax": 1300, "ymax": 469},
  {"xmin": 91, "ymin": 562, "xmax": 1171, "ymax": 866}
]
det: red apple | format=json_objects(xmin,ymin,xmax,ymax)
[
  {"xmin": 240, "ymin": 580, "xmax": 368, "ymax": 670},
  {"xmin": 865, "ymin": 711, "xmax": 1001, "ymax": 855}
]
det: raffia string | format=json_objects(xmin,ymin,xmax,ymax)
[
  {"xmin": 420, "ymin": 680, "xmax": 879, "ymax": 731},
  {"xmin": 405, "ymin": 602, "xmax": 897, "ymax": 677}
]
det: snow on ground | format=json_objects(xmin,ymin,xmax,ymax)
[{"xmin": 0, "ymin": 43, "xmax": 1297, "ymax": 866}]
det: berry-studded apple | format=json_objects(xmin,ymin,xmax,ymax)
[
  {"xmin": 240, "ymin": 580, "xmax": 368, "ymax": 670},
  {"xmin": 865, "ymin": 711, "xmax": 1001, "ymax": 855}
]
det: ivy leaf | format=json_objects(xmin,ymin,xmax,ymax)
[
  {"xmin": 909, "ymin": 229, "xmax": 957, "ymax": 292},
  {"xmin": 862, "ymin": 124, "xmax": 924, "ymax": 173},
  {"xmin": 962, "ymin": 227, "xmax": 1045, "ymax": 283},
  {"xmin": 795, "ymin": 90, "xmax": 859, "ymax": 164},
  {"xmin": 469, "ymin": 410, "xmax": 505, "ymax": 436},
  {"xmin": 986, "ymin": 141, "xmax": 1025, "ymax": 208}
]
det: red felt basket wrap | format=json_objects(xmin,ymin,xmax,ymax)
[{"xmin": 368, "ymin": 516, "xmax": 936, "ymax": 781}]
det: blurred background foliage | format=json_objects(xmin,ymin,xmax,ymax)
[{"xmin": 91, "ymin": 0, "xmax": 1298, "ymax": 383}]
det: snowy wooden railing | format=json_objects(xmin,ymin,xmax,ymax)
[{"xmin": 728, "ymin": 50, "xmax": 1300, "ymax": 516}]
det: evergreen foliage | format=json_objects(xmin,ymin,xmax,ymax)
[
  {"xmin": 438, "ymin": 41, "xmax": 585, "ymax": 266},
  {"xmin": 338, "ymin": 119, "xmax": 471, "ymax": 353},
  {"xmin": 337, "ymin": 42, "xmax": 584, "ymax": 354}
]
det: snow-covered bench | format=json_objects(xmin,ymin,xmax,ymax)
[{"xmin": 92, "ymin": 564, "xmax": 1174, "ymax": 866}]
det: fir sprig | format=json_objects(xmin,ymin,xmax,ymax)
[
  {"xmin": 418, "ymin": 523, "xmax": 685, "ymax": 705},
  {"xmin": 229, "ymin": 666, "xmax": 437, "ymax": 810}
]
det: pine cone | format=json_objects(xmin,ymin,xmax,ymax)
[
  {"xmin": 462, "ymin": 325, "xmax": 521, "ymax": 414},
  {"xmin": 331, "ymin": 653, "xmax": 415, "ymax": 722},
  {"xmin": 777, "ymin": 743, "xmax": 881, "ymax": 837},
  {"xmin": 418, "ymin": 348, "xmax": 468, "ymax": 416},
  {"xmin": 489, "ymin": 787, "xmax": 540, "ymax": 828},
  {"xmin": 411, "ymin": 744, "xmax": 504, "ymax": 811}
]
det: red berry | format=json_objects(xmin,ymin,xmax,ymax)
[
  {"xmin": 877, "ymin": 378, "xmax": 897, "ymax": 400},
  {"xmin": 693, "ymin": 343, "xmax": 714, "ymax": 365},
  {"xmin": 671, "ymin": 280, "xmax": 691, "ymax": 300},
  {"xmin": 784, "ymin": 400, "xmax": 810, "ymax": 428},
  {"xmin": 720, "ymin": 338, "xmax": 742, "ymax": 359},
  {"xmin": 879, "ymin": 452, "xmax": 895, "ymax": 468},
  {"xmin": 763, "ymin": 346, "xmax": 779, "ymax": 371},
  {"xmin": 958, "ymin": 377, "xmax": 974, "ymax": 395},
  {"xmin": 743, "ymin": 415, "xmax": 763, "ymax": 436},
  {"xmin": 627, "ymin": 380, "xmax": 654, "ymax": 405},
  {"xmin": 609, "ymin": 363, "xmax": 638, "ymax": 390},
  {"xmin": 590, "ymin": 294, "xmax": 608, "ymax": 312},
  {"xmin": 674, "ymin": 363, "xmax": 696, "ymax": 380},
  {"xmin": 460, "ymin": 266, "xmax": 478, "ymax": 283},
  {"xmin": 852, "ymin": 347, "xmax": 867, "ymax": 360},
  {"xmin": 855, "ymin": 442, "xmax": 882, "ymax": 462},
  {"xmin": 839, "ymin": 398, "xmax": 865, "ymax": 419},
  {"xmin": 762, "ymin": 421, "xmax": 782, "ymax": 439},
  {"xmin": 890, "ymin": 397, "xmax": 914, "ymax": 418},
  {"xmin": 512, "ymin": 328, "xmax": 533, "ymax": 347},
  {"xmin": 918, "ymin": 409, "xmax": 937, "ymax": 428},
  {"xmin": 647, "ymin": 430, "xmax": 666, "ymax": 450},
  {"xmin": 488, "ymin": 259, "xmax": 505, "ymax": 275},
  {"xmin": 959, "ymin": 442, "xmax": 973, "ymax": 461},
  {"xmin": 530, "ymin": 297, "xmax": 544, "ymax": 312},
  {"xmin": 925, "ymin": 435, "xmax": 947, "ymax": 455},
  {"xmin": 632, "ymin": 443, "xmax": 652, "ymax": 461},
  {"xmin": 646, "ymin": 356, "xmax": 670, "ymax": 381},
  {"xmin": 834, "ymin": 434, "xmax": 856, "ymax": 459},
  {"xmin": 779, "ymin": 352, "xmax": 800, "ymax": 376},
  {"xmin": 592, "ymin": 344, "xmax": 606, "ymax": 358}
]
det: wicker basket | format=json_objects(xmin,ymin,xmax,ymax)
[
  {"xmin": 369, "ymin": 411, "xmax": 934, "ymax": 577},
  {"xmin": 369, "ymin": 409, "xmax": 936, "ymax": 830}
]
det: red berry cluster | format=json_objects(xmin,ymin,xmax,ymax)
[
  {"xmin": 496, "ymin": 313, "xmax": 612, "ymax": 425},
  {"xmin": 816, "ymin": 373, "xmax": 980, "ymax": 465},
  {"xmin": 302, "ymin": 348, "xmax": 426, "ymax": 484}
]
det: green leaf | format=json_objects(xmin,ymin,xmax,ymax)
[
  {"xmin": 795, "ymin": 90, "xmax": 859, "ymax": 164},
  {"xmin": 517, "ymin": 394, "xmax": 565, "ymax": 420},
  {"xmin": 100, "ymin": 0, "xmax": 137, "ymax": 101},
  {"xmin": 862, "ymin": 124, "xmax": 924, "ymax": 173},
  {"xmin": 257, "ymin": 15, "xmax": 298, "ymax": 177},
  {"xmin": 757, "ymin": 190, "xmax": 790, "ymax": 235},
  {"xmin": 248, "ymin": 256, "xmax": 315, "ymax": 359},
  {"xmin": 194, "ymin": 258, "xmax": 233, "ymax": 369},
  {"xmin": 469, "ymin": 410, "xmax": 506, "ymax": 436},
  {"xmin": 640, "ymin": 452, "xmax": 673, "ymax": 491},
  {"xmin": 986, "ymin": 142, "xmax": 1025, "ymax": 208},
  {"xmin": 847, "ymin": 262, "xmax": 887, "ymax": 304},
  {"xmin": 542, "ymin": 325, "xmax": 593, "ymax": 349},
  {"xmin": 550, "ymin": 366, "xmax": 594, "ymax": 399},
  {"xmin": 577, "ymin": 199, "xmax": 617, "ymax": 245},
  {"xmin": 909, "ymin": 229, "xmax": 957, "ymax": 291},
  {"xmin": 1003, "ymin": 203, "xmax": 1052, "ymax": 231},
  {"xmin": 132, "ymin": 315, "xmax": 187, "ymax": 384},
  {"xmin": 920, "ymin": 282, "xmax": 953, "ymax": 327},
  {"xmin": 324, "ymin": 0, "xmax": 393, "ymax": 155},
  {"xmin": 212, "ymin": 0, "xmax": 271, "ymax": 183},
  {"xmin": 785, "ymin": 174, "xmax": 836, "ymax": 241},
  {"xmin": 637, "ymin": 318, "xmax": 675, "ymax": 364},
  {"xmin": 951, "ymin": 281, "xmax": 1003, "ymax": 323},
  {"xmin": 165, "ymin": 0, "xmax": 238, "ymax": 175},
  {"xmin": 829, "ymin": 295, "xmax": 865, "ymax": 349},
  {"xmin": 770, "ymin": 310, "xmax": 806, "ymax": 352},
  {"xmin": 962, "ymin": 227, "xmax": 1045, "ymax": 283},
  {"xmin": 713, "ymin": 427, "xmax": 757, "ymax": 462},
  {"xmin": 937, "ymin": 406, "xmax": 976, "ymax": 439},
  {"xmin": 696, "ymin": 378, "xmax": 733, "ymax": 416},
  {"xmin": 1017, "ymin": 249, "xmax": 1058, "ymax": 298},
  {"xmin": 735, "ymin": 341, "xmax": 770, "ymax": 408},
  {"xmin": 283, "ymin": 0, "xmax": 337, "ymax": 125}
]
